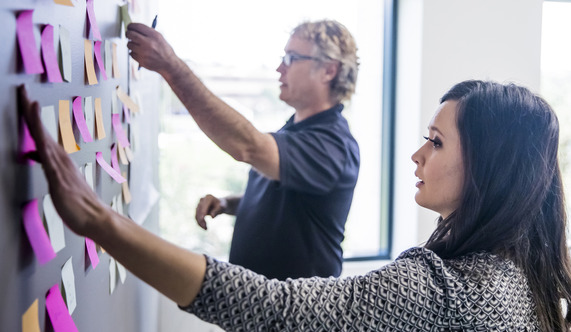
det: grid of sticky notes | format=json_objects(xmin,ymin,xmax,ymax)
[{"xmin": 17, "ymin": 2, "xmax": 138, "ymax": 331}]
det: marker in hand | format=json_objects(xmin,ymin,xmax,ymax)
[{"xmin": 138, "ymin": 15, "xmax": 158, "ymax": 70}]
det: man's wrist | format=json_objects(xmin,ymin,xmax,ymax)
[{"xmin": 218, "ymin": 197, "xmax": 228, "ymax": 212}]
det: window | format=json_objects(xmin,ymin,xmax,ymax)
[
  {"xmin": 157, "ymin": 0, "xmax": 395, "ymax": 260},
  {"xmin": 540, "ymin": 0, "xmax": 571, "ymax": 226}
]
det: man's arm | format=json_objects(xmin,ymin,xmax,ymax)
[
  {"xmin": 195, "ymin": 194, "xmax": 242, "ymax": 230},
  {"xmin": 18, "ymin": 85, "xmax": 205, "ymax": 307},
  {"xmin": 126, "ymin": 23, "xmax": 280, "ymax": 180}
]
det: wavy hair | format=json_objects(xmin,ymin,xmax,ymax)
[
  {"xmin": 292, "ymin": 20, "xmax": 359, "ymax": 104},
  {"xmin": 424, "ymin": 80, "xmax": 571, "ymax": 331}
]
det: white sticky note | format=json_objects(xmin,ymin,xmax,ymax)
[
  {"xmin": 43, "ymin": 194, "xmax": 66, "ymax": 253},
  {"xmin": 84, "ymin": 162, "xmax": 94, "ymax": 191},
  {"xmin": 41, "ymin": 105, "xmax": 58, "ymax": 141},
  {"xmin": 84, "ymin": 96, "xmax": 94, "ymax": 139},
  {"xmin": 59, "ymin": 25, "xmax": 72, "ymax": 82},
  {"xmin": 111, "ymin": 89, "xmax": 118, "ymax": 114},
  {"xmin": 116, "ymin": 194, "xmax": 124, "ymax": 216},
  {"xmin": 116, "ymin": 261, "xmax": 127, "ymax": 284},
  {"xmin": 61, "ymin": 257, "xmax": 77, "ymax": 315},
  {"xmin": 104, "ymin": 40, "xmax": 112, "ymax": 78},
  {"xmin": 109, "ymin": 256, "xmax": 117, "ymax": 294}
]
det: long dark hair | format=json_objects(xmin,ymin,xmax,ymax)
[{"xmin": 424, "ymin": 80, "xmax": 571, "ymax": 331}]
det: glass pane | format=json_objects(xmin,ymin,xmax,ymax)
[
  {"xmin": 157, "ymin": 0, "xmax": 385, "ymax": 259},
  {"xmin": 540, "ymin": 1, "xmax": 571, "ymax": 227}
]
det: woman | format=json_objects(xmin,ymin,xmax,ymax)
[{"xmin": 18, "ymin": 80, "xmax": 571, "ymax": 331}]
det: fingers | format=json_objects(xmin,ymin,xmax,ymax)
[
  {"xmin": 126, "ymin": 22, "xmax": 154, "ymax": 36},
  {"xmin": 195, "ymin": 195, "xmax": 223, "ymax": 231}
]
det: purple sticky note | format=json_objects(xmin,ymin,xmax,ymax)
[
  {"xmin": 45, "ymin": 284, "xmax": 79, "ymax": 332},
  {"xmin": 93, "ymin": 41, "xmax": 108, "ymax": 80},
  {"xmin": 19, "ymin": 115, "xmax": 37, "ymax": 165},
  {"xmin": 86, "ymin": 0, "xmax": 102, "ymax": 41},
  {"xmin": 41, "ymin": 24, "xmax": 63, "ymax": 83},
  {"xmin": 72, "ymin": 97, "xmax": 93, "ymax": 143},
  {"xmin": 16, "ymin": 10, "xmax": 44, "ymax": 74},
  {"xmin": 110, "ymin": 144, "xmax": 121, "ymax": 174},
  {"xmin": 85, "ymin": 237, "xmax": 99, "ymax": 268},
  {"xmin": 122, "ymin": 104, "xmax": 131, "ymax": 124},
  {"xmin": 95, "ymin": 152, "xmax": 126, "ymax": 183},
  {"xmin": 111, "ymin": 114, "xmax": 130, "ymax": 147},
  {"xmin": 22, "ymin": 199, "xmax": 56, "ymax": 265}
]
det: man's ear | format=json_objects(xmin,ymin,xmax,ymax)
[{"xmin": 321, "ymin": 61, "xmax": 340, "ymax": 84}]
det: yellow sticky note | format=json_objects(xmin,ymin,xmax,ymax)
[
  {"xmin": 84, "ymin": 39, "xmax": 98, "ymax": 85},
  {"xmin": 122, "ymin": 172, "xmax": 132, "ymax": 204},
  {"xmin": 94, "ymin": 97, "xmax": 106, "ymax": 139},
  {"xmin": 116, "ymin": 86, "xmax": 140, "ymax": 113},
  {"xmin": 112, "ymin": 42, "xmax": 120, "ymax": 78},
  {"xmin": 22, "ymin": 299, "xmax": 41, "ymax": 332},
  {"xmin": 54, "ymin": 0, "xmax": 74, "ymax": 6},
  {"xmin": 59, "ymin": 100, "xmax": 80, "ymax": 154}
]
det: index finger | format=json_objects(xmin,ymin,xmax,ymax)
[{"xmin": 126, "ymin": 23, "xmax": 154, "ymax": 36}]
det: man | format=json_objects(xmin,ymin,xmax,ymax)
[{"xmin": 126, "ymin": 20, "xmax": 360, "ymax": 280}]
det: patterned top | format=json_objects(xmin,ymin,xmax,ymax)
[{"xmin": 181, "ymin": 247, "xmax": 539, "ymax": 331}]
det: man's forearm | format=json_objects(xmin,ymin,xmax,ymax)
[{"xmin": 222, "ymin": 195, "xmax": 243, "ymax": 216}]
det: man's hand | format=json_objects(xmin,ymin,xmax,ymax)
[
  {"xmin": 18, "ymin": 85, "xmax": 111, "ymax": 238},
  {"xmin": 195, "ymin": 194, "xmax": 226, "ymax": 230},
  {"xmin": 126, "ymin": 23, "xmax": 179, "ymax": 75}
]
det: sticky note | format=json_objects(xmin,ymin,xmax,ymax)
[
  {"xmin": 95, "ymin": 152, "xmax": 126, "ymax": 183},
  {"xmin": 117, "ymin": 261, "xmax": 127, "ymax": 284},
  {"xmin": 122, "ymin": 104, "xmax": 131, "ymax": 124},
  {"xmin": 112, "ymin": 42, "xmax": 120, "ymax": 78},
  {"xmin": 116, "ymin": 86, "xmax": 140, "ymax": 113},
  {"xmin": 54, "ymin": 0, "xmax": 74, "ymax": 6},
  {"xmin": 116, "ymin": 194, "xmax": 124, "ymax": 215},
  {"xmin": 120, "ymin": 4, "xmax": 132, "ymax": 31},
  {"xmin": 86, "ymin": 0, "xmax": 102, "ymax": 40},
  {"xmin": 59, "ymin": 100, "xmax": 80, "ymax": 153},
  {"xmin": 117, "ymin": 141, "xmax": 128, "ymax": 165},
  {"xmin": 124, "ymin": 145, "xmax": 134, "ymax": 162},
  {"xmin": 112, "ymin": 114, "xmax": 130, "ymax": 147},
  {"xmin": 22, "ymin": 299, "xmax": 41, "ymax": 332},
  {"xmin": 84, "ymin": 96, "xmax": 94, "ymax": 138},
  {"xmin": 84, "ymin": 162, "xmax": 94, "ymax": 190},
  {"xmin": 41, "ymin": 105, "xmax": 58, "ymax": 141},
  {"xmin": 122, "ymin": 172, "xmax": 132, "ymax": 204},
  {"xmin": 104, "ymin": 40, "xmax": 112, "ymax": 78},
  {"xmin": 93, "ymin": 41, "xmax": 108, "ymax": 80},
  {"xmin": 85, "ymin": 237, "xmax": 99, "ymax": 268},
  {"xmin": 110, "ymin": 144, "xmax": 121, "ymax": 174},
  {"xmin": 109, "ymin": 257, "xmax": 117, "ymax": 294},
  {"xmin": 94, "ymin": 97, "xmax": 106, "ymax": 139},
  {"xmin": 61, "ymin": 257, "xmax": 77, "ymax": 315},
  {"xmin": 84, "ymin": 40, "xmax": 98, "ymax": 85},
  {"xmin": 45, "ymin": 284, "xmax": 78, "ymax": 332},
  {"xmin": 43, "ymin": 194, "xmax": 66, "ymax": 253},
  {"xmin": 16, "ymin": 10, "xmax": 44, "ymax": 75},
  {"xmin": 22, "ymin": 199, "xmax": 56, "ymax": 265},
  {"xmin": 41, "ymin": 24, "xmax": 63, "ymax": 83},
  {"xmin": 111, "ymin": 89, "xmax": 119, "ymax": 114},
  {"xmin": 59, "ymin": 25, "xmax": 72, "ymax": 82},
  {"xmin": 19, "ymin": 115, "xmax": 37, "ymax": 165},
  {"xmin": 72, "ymin": 97, "xmax": 93, "ymax": 143}
]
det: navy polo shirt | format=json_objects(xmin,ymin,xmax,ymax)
[{"xmin": 229, "ymin": 104, "xmax": 360, "ymax": 280}]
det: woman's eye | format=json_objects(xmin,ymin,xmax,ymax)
[{"xmin": 423, "ymin": 136, "xmax": 442, "ymax": 148}]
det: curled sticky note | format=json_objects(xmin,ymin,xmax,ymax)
[
  {"xmin": 22, "ymin": 199, "xmax": 56, "ymax": 265},
  {"xmin": 95, "ymin": 151, "xmax": 126, "ymax": 183},
  {"xmin": 41, "ymin": 24, "xmax": 63, "ymax": 83},
  {"xmin": 45, "ymin": 284, "xmax": 79, "ymax": 332},
  {"xmin": 16, "ymin": 10, "xmax": 44, "ymax": 74}
]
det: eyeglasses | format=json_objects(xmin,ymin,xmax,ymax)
[{"xmin": 281, "ymin": 53, "xmax": 320, "ymax": 67}]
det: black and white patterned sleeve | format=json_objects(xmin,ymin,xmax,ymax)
[{"xmin": 179, "ymin": 249, "xmax": 458, "ymax": 332}]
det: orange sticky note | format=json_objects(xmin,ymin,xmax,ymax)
[
  {"xmin": 84, "ymin": 39, "xmax": 98, "ymax": 85},
  {"xmin": 22, "ymin": 299, "xmax": 41, "ymax": 332},
  {"xmin": 116, "ymin": 86, "xmax": 140, "ymax": 113},
  {"xmin": 122, "ymin": 172, "xmax": 132, "ymax": 204},
  {"xmin": 94, "ymin": 97, "xmax": 106, "ymax": 139},
  {"xmin": 59, "ymin": 100, "xmax": 80, "ymax": 153},
  {"xmin": 54, "ymin": 0, "xmax": 74, "ymax": 6},
  {"xmin": 112, "ymin": 42, "xmax": 120, "ymax": 78}
]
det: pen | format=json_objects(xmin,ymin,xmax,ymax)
[{"xmin": 138, "ymin": 15, "xmax": 158, "ymax": 70}]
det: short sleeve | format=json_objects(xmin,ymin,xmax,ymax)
[{"xmin": 272, "ymin": 126, "xmax": 348, "ymax": 195}]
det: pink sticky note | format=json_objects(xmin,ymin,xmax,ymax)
[
  {"xmin": 110, "ymin": 144, "xmax": 121, "ymax": 174},
  {"xmin": 41, "ymin": 24, "xmax": 63, "ymax": 83},
  {"xmin": 19, "ymin": 116, "xmax": 37, "ymax": 165},
  {"xmin": 111, "ymin": 114, "xmax": 130, "ymax": 147},
  {"xmin": 86, "ymin": 0, "xmax": 102, "ymax": 40},
  {"xmin": 16, "ymin": 10, "xmax": 44, "ymax": 74},
  {"xmin": 85, "ymin": 238, "xmax": 99, "ymax": 268},
  {"xmin": 45, "ymin": 284, "xmax": 79, "ymax": 332},
  {"xmin": 95, "ymin": 152, "xmax": 126, "ymax": 183},
  {"xmin": 93, "ymin": 41, "xmax": 108, "ymax": 80},
  {"xmin": 22, "ymin": 199, "xmax": 56, "ymax": 265},
  {"xmin": 122, "ymin": 104, "xmax": 131, "ymax": 124},
  {"xmin": 72, "ymin": 97, "xmax": 93, "ymax": 143}
]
